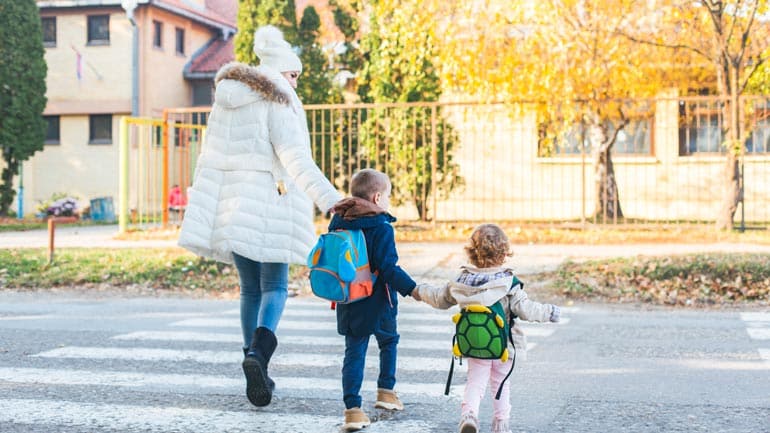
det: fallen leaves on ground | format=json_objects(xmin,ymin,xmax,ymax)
[{"xmin": 555, "ymin": 253, "xmax": 770, "ymax": 306}]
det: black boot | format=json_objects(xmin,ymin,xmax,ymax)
[
  {"xmin": 242, "ymin": 327, "xmax": 277, "ymax": 407},
  {"xmin": 243, "ymin": 346, "xmax": 274, "ymax": 392}
]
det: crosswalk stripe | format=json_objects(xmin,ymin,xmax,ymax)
[
  {"xmin": 112, "ymin": 331, "xmax": 450, "ymax": 350},
  {"xmin": 113, "ymin": 331, "xmax": 242, "ymax": 343},
  {"xmin": 0, "ymin": 314, "xmax": 55, "ymax": 321},
  {"xmin": 740, "ymin": 312, "xmax": 770, "ymax": 322},
  {"xmin": 169, "ymin": 318, "xmax": 559, "ymax": 337},
  {"xmin": 747, "ymin": 328, "xmax": 770, "ymax": 340},
  {"xmin": 760, "ymin": 349, "xmax": 770, "ymax": 362},
  {"xmin": 0, "ymin": 367, "xmax": 462, "ymax": 398},
  {"xmin": 33, "ymin": 347, "xmax": 465, "ymax": 372},
  {"xmin": 281, "ymin": 309, "xmax": 451, "ymax": 322},
  {"xmin": 0, "ymin": 398, "xmax": 435, "ymax": 433}
]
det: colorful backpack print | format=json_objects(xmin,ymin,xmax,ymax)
[{"xmin": 307, "ymin": 229, "xmax": 376, "ymax": 304}]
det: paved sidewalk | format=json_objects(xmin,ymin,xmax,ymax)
[{"xmin": 3, "ymin": 224, "xmax": 770, "ymax": 279}]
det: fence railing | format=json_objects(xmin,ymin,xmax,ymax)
[{"xmin": 119, "ymin": 97, "xmax": 770, "ymax": 232}]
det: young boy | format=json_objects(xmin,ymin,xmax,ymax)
[{"xmin": 327, "ymin": 168, "xmax": 418, "ymax": 431}]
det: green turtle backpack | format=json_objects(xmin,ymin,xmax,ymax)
[{"xmin": 445, "ymin": 279, "xmax": 522, "ymax": 400}]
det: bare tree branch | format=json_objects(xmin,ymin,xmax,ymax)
[
  {"xmin": 617, "ymin": 31, "xmax": 713, "ymax": 62},
  {"xmin": 736, "ymin": 0, "xmax": 760, "ymax": 68},
  {"xmin": 723, "ymin": 0, "xmax": 744, "ymax": 53},
  {"xmin": 740, "ymin": 55, "xmax": 768, "ymax": 93}
]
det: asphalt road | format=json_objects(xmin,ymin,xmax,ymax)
[
  {"xmin": 1, "ymin": 225, "xmax": 769, "ymax": 431},
  {"xmin": 0, "ymin": 291, "xmax": 768, "ymax": 432}
]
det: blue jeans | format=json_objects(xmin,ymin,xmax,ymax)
[
  {"xmin": 233, "ymin": 253, "xmax": 289, "ymax": 349},
  {"xmin": 342, "ymin": 307, "xmax": 399, "ymax": 409}
]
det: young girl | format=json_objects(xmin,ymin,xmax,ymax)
[{"xmin": 413, "ymin": 224, "xmax": 561, "ymax": 433}]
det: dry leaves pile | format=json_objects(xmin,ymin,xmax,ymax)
[{"xmin": 555, "ymin": 253, "xmax": 770, "ymax": 306}]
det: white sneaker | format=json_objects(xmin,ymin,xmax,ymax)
[
  {"xmin": 458, "ymin": 412, "xmax": 478, "ymax": 433},
  {"xmin": 492, "ymin": 418, "xmax": 512, "ymax": 433}
]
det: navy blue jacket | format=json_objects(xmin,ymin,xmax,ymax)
[{"xmin": 328, "ymin": 212, "xmax": 416, "ymax": 337}]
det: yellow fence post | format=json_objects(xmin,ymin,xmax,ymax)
[
  {"xmin": 162, "ymin": 110, "xmax": 170, "ymax": 228},
  {"xmin": 119, "ymin": 116, "xmax": 129, "ymax": 234}
]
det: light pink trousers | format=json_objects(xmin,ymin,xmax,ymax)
[{"xmin": 461, "ymin": 358, "xmax": 512, "ymax": 421}]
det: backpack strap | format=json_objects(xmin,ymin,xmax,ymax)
[
  {"xmin": 494, "ymin": 314, "xmax": 517, "ymax": 400},
  {"xmin": 444, "ymin": 333, "xmax": 457, "ymax": 396}
]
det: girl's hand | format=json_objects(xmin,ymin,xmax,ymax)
[
  {"xmin": 549, "ymin": 305, "xmax": 561, "ymax": 323},
  {"xmin": 410, "ymin": 288, "xmax": 421, "ymax": 301}
]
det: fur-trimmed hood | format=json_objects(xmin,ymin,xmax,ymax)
[{"xmin": 213, "ymin": 62, "xmax": 292, "ymax": 109}]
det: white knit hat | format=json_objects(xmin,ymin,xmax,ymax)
[{"xmin": 253, "ymin": 25, "xmax": 302, "ymax": 73}]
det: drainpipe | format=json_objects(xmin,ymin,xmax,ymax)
[
  {"xmin": 17, "ymin": 164, "xmax": 23, "ymax": 219},
  {"xmin": 122, "ymin": 1, "xmax": 139, "ymax": 116}
]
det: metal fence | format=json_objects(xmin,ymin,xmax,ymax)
[{"xmin": 119, "ymin": 97, "xmax": 770, "ymax": 231}]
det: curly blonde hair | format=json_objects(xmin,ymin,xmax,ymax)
[{"xmin": 464, "ymin": 223, "xmax": 513, "ymax": 268}]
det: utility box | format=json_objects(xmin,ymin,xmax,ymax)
[{"xmin": 90, "ymin": 197, "xmax": 116, "ymax": 222}]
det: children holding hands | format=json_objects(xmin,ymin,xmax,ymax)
[{"xmin": 321, "ymin": 168, "xmax": 559, "ymax": 433}]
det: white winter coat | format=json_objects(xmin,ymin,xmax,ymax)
[
  {"xmin": 178, "ymin": 62, "xmax": 341, "ymax": 264},
  {"xmin": 414, "ymin": 265, "xmax": 556, "ymax": 360}
]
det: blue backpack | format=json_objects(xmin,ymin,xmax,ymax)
[{"xmin": 307, "ymin": 229, "xmax": 376, "ymax": 304}]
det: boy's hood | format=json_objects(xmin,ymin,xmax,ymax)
[
  {"xmin": 449, "ymin": 266, "xmax": 517, "ymax": 306},
  {"xmin": 328, "ymin": 197, "xmax": 395, "ymax": 230}
]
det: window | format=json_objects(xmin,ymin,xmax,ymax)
[
  {"xmin": 44, "ymin": 115, "xmax": 60, "ymax": 144},
  {"xmin": 538, "ymin": 119, "xmax": 652, "ymax": 156},
  {"xmin": 611, "ymin": 119, "xmax": 652, "ymax": 154},
  {"xmin": 89, "ymin": 114, "xmax": 112, "ymax": 144},
  {"xmin": 745, "ymin": 103, "xmax": 770, "ymax": 154},
  {"xmin": 678, "ymin": 101, "xmax": 724, "ymax": 155},
  {"xmin": 175, "ymin": 27, "xmax": 185, "ymax": 55},
  {"xmin": 745, "ymin": 118, "xmax": 770, "ymax": 154},
  {"xmin": 42, "ymin": 17, "xmax": 56, "ymax": 46},
  {"xmin": 153, "ymin": 20, "xmax": 163, "ymax": 48},
  {"xmin": 87, "ymin": 15, "xmax": 110, "ymax": 44},
  {"xmin": 192, "ymin": 81, "xmax": 213, "ymax": 106}
]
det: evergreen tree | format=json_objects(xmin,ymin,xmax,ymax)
[
  {"xmin": 296, "ymin": 6, "xmax": 340, "ymax": 104},
  {"xmin": 330, "ymin": 0, "xmax": 364, "ymax": 81},
  {"xmin": 235, "ymin": 0, "xmax": 299, "ymax": 65},
  {"xmin": 0, "ymin": 0, "xmax": 47, "ymax": 216}
]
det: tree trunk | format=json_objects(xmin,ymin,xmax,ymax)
[
  {"xmin": 589, "ymin": 121, "xmax": 623, "ymax": 222},
  {"xmin": 0, "ymin": 155, "xmax": 19, "ymax": 216},
  {"xmin": 716, "ymin": 66, "xmax": 741, "ymax": 230}
]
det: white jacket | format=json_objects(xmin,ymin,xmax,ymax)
[
  {"xmin": 415, "ymin": 265, "xmax": 556, "ymax": 360},
  {"xmin": 178, "ymin": 62, "xmax": 341, "ymax": 264}
]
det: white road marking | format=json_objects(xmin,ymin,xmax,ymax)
[
  {"xmin": 0, "ymin": 314, "xmax": 55, "ymax": 321},
  {"xmin": 112, "ymin": 331, "xmax": 242, "ymax": 343},
  {"xmin": 111, "ymin": 331, "xmax": 449, "ymax": 350},
  {"xmin": 676, "ymin": 359, "xmax": 770, "ymax": 370},
  {"xmin": 759, "ymin": 349, "xmax": 770, "ymax": 363},
  {"xmin": 0, "ymin": 367, "xmax": 461, "ymax": 398},
  {"xmin": 740, "ymin": 311, "xmax": 770, "ymax": 360},
  {"xmin": 740, "ymin": 312, "xmax": 770, "ymax": 322},
  {"xmin": 747, "ymin": 328, "xmax": 770, "ymax": 340},
  {"xmin": 0, "ymin": 398, "xmax": 434, "ymax": 433},
  {"xmin": 168, "ymin": 318, "xmax": 557, "ymax": 337},
  {"xmin": 32, "ymin": 347, "xmax": 463, "ymax": 372}
]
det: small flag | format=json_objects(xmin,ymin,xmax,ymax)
[
  {"xmin": 71, "ymin": 45, "xmax": 83, "ymax": 81},
  {"xmin": 76, "ymin": 51, "xmax": 82, "ymax": 81}
]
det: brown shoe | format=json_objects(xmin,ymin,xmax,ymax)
[
  {"xmin": 374, "ymin": 388, "xmax": 404, "ymax": 411},
  {"xmin": 342, "ymin": 407, "xmax": 371, "ymax": 431}
]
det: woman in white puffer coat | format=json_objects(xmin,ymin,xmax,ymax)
[{"xmin": 178, "ymin": 25, "xmax": 341, "ymax": 408}]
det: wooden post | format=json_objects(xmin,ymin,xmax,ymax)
[
  {"xmin": 47, "ymin": 218, "xmax": 55, "ymax": 264},
  {"xmin": 47, "ymin": 216, "xmax": 79, "ymax": 265}
]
